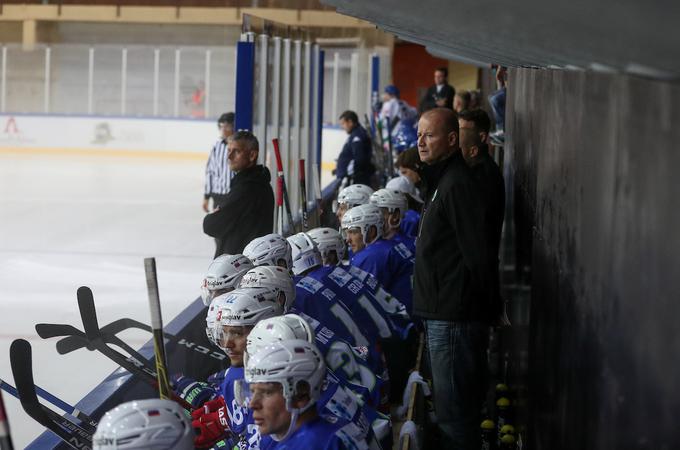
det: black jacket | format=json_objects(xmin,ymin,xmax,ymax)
[
  {"xmin": 413, "ymin": 152, "xmax": 496, "ymax": 322},
  {"xmin": 336, "ymin": 124, "xmax": 374, "ymax": 186},
  {"xmin": 203, "ymin": 165, "xmax": 274, "ymax": 258},
  {"xmin": 419, "ymin": 84, "xmax": 455, "ymax": 112}
]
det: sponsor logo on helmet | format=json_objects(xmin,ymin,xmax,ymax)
[
  {"xmin": 222, "ymin": 314, "xmax": 243, "ymax": 322},
  {"xmin": 248, "ymin": 367, "xmax": 268, "ymax": 377}
]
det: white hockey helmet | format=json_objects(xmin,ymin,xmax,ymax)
[
  {"xmin": 243, "ymin": 233, "xmax": 293, "ymax": 269},
  {"xmin": 337, "ymin": 184, "xmax": 374, "ymax": 208},
  {"xmin": 370, "ymin": 188, "xmax": 408, "ymax": 214},
  {"xmin": 200, "ymin": 254, "xmax": 254, "ymax": 306},
  {"xmin": 307, "ymin": 227, "xmax": 346, "ymax": 263},
  {"xmin": 205, "ymin": 294, "xmax": 235, "ymax": 346},
  {"xmin": 238, "ymin": 265, "xmax": 296, "ymax": 312},
  {"xmin": 244, "ymin": 339, "xmax": 326, "ymax": 441},
  {"xmin": 340, "ymin": 203, "xmax": 384, "ymax": 245},
  {"xmin": 386, "ymin": 175, "xmax": 423, "ymax": 204},
  {"xmin": 213, "ymin": 287, "xmax": 283, "ymax": 329},
  {"xmin": 93, "ymin": 399, "xmax": 193, "ymax": 450},
  {"xmin": 286, "ymin": 232, "xmax": 322, "ymax": 275},
  {"xmin": 245, "ymin": 314, "xmax": 314, "ymax": 366}
]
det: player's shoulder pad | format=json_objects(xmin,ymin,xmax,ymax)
[
  {"xmin": 392, "ymin": 242, "xmax": 413, "ymax": 260},
  {"xmin": 298, "ymin": 276, "xmax": 325, "ymax": 294},
  {"xmin": 328, "ymin": 267, "xmax": 353, "ymax": 287}
]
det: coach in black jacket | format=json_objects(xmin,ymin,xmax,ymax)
[
  {"xmin": 413, "ymin": 108, "xmax": 494, "ymax": 449},
  {"xmin": 203, "ymin": 131, "xmax": 274, "ymax": 258},
  {"xmin": 419, "ymin": 67, "xmax": 455, "ymax": 112}
]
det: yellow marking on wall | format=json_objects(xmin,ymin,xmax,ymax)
[{"xmin": 0, "ymin": 146, "xmax": 206, "ymax": 160}]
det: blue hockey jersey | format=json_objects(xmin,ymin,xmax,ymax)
[
  {"xmin": 349, "ymin": 239, "xmax": 415, "ymax": 313},
  {"xmin": 292, "ymin": 267, "xmax": 372, "ymax": 347},
  {"xmin": 259, "ymin": 415, "xmax": 369, "ymax": 450},
  {"xmin": 400, "ymin": 209, "xmax": 421, "ymax": 238}
]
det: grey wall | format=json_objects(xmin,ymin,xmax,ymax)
[{"xmin": 507, "ymin": 68, "xmax": 680, "ymax": 449}]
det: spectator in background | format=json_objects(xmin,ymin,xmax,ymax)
[
  {"xmin": 414, "ymin": 108, "xmax": 495, "ymax": 449},
  {"xmin": 380, "ymin": 85, "xmax": 418, "ymax": 129},
  {"xmin": 395, "ymin": 147, "xmax": 422, "ymax": 189},
  {"xmin": 488, "ymin": 66, "xmax": 507, "ymax": 145},
  {"xmin": 203, "ymin": 112, "xmax": 234, "ymax": 212},
  {"xmin": 453, "ymin": 90, "xmax": 471, "ymax": 113},
  {"xmin": 469, "ymin": 89, "xmax": 482, "ymax": 110},
  {"xmin": 419, "ymin": 67, "xmax": 455, "ymax": 112},
  {"xmin": 458, "ymin": 109, "xmax": 505, "ymax": 318},
  {"xmin": 336, "ymin": 110, "xmax": 375, "ymax": 186},
  {"xmin": 203, "ymin": 131, "xmax": 274, "ymax": 258}
]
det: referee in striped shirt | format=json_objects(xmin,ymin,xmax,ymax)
[{"xmin": 202, "ymin": 112, "xmax": 234, "ymax": 212}]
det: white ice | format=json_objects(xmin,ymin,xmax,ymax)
[{"xmin": 0, "ymin": 150, "xmax": 215, "ymax": 447}]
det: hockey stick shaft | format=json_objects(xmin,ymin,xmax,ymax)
[
  {"xmin": 0, "ymin": 389, "xmax": 14, "ymax": 450},
  {"xmin": 299, "ymin": 159, "xmax": 308, "ymax": 230},
  {"xmin": 10, "ymin": 340, "xmax": 93, "ymax": 450},
  {"xmin": 272, "ymin": 138, "xmax": 295, "ymax": 233},
  {"xmin": 0, "ymin": 379, "xmax": 97, "ymax": 431},
  {"xmin": 144, "ymin": 258, "xmax": 172, "ymax": 400}
]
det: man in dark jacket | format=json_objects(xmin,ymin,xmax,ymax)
[
  {"xmin": 203, "ymin": 131, "xmax": 274, "ymax": 257},
  {"xmin": 419, "ymin": 67, "xmax": 456, "ymax": 112},
  {"xmin": 414, "ymin": 108, "xmax": 494, "ymax": 449},
  {"xmin": 336, "ymin": 110, "xmax": 374, "ymax": 186}
]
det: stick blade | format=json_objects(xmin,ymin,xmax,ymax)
[
  {"xmin": 77, "ymin": 286, "xmax": 100, "ymax": 342},
  {"xmin": 35, "ymin": 323, "xmax": 84, "ymax": 340},
  {"xmin": 9, "ymin": 340, "xmax": 42, "ymax": 419}
]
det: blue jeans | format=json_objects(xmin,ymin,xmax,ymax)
[
  {"xmin": 489, "ymin": 87, "xmax": 506, "ymax": 131},
  {"xmin": 425, "ymin": 320, "xmax": 490, "ymax": 449}
]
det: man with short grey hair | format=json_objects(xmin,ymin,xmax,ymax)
[{"xmin": 203, "ymin": 131, "xmax": 274, "ymax": 258}]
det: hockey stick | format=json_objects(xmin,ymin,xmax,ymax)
[
  {"xmin": 143, "ymin": 257, "xmax": 172, "ymax": 400},
  {"xmin": 36, "ymin": 322, "xmax": 153, "ymax": 367},
  {"xmin": 0, "ymin": 379, "xmax": 97, "ymax": 433},
  {"xmin": 311, "ymin": 163, "xmax": 322, "ymax": 228},
  {"xmin": 272, "ymin": 138, "xmax": 295, "ymax": 234},
  {"xmin": 37, "ymin": 319, "xmax": 226, "ymax": 364},
  {"xmin": 73, "ymin": 287, "xmax": 191, "ymax": 410},
  {"xmin": 0, "ymin": 388, "xmax": 14, "ymax": 450},
  {"xmin": 299, "ymin": 159, "xmax": 309, "ymax": 230},
  {"xmin": 9, "ymin": 339, "xmax": 93, "ymax": 450}
]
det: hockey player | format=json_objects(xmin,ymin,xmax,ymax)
[
  {"xmin": 335, "ymin": 184, "xmax": 374, "ymax": 224},
  {"xmin": 369, "ymin": 188, "xmax": 416, "ymax": 254},
  {"xmin": 245, "ymin": 315, "xmax": 390, "ymax": 447},
  {"xmin": 93, "ymin": 399, "xmax": 193, "ymax": 450},
  {"xmin": 246, "ymin": 339, "xmax": 370, "ymax": 450},
  {"xmin": 243, "ymin": 233, "xmax": 293, "ymax": 270},
  {"xmin": 201, "ymin": 254, "xmax": 255, "ymax": 306},
  {"xmin": 384, "ymin": 175, "xmax": 422, "ymax": 238},
  {"xmin": 341, "ymin": 204, "xmax": 414, "ymax": 313},
  {"xmin": 341, "ymin": 205, "xmax": 418, "ymax": 402},
  {"xmin": 286, "ymin": 232, "xmax": 392, "ymax": 348},
  {"xmin": 192, "ymin": 287, "xmax": 283, "ymax": 449}
]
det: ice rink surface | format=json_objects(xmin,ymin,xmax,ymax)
[{"xmin": 0, "ymin": 150, "xmax": 215, "ymax": 447}]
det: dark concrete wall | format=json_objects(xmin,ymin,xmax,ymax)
[{"xmin": 507, "ymin": 68, "xmax": 680, "ymax": 449}]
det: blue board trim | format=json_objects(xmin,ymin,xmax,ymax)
[{"xmin": 234, "ymin": 41, "xmax": 255, "ymax": 133}]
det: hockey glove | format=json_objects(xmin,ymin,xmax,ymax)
[
  {"xmin": 192, "ymin": 396, "xmax": 231, "ymax": 449},
  {"xmin": 173, "ymin": 375, "xmax": 217, "ymax": 409}
]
